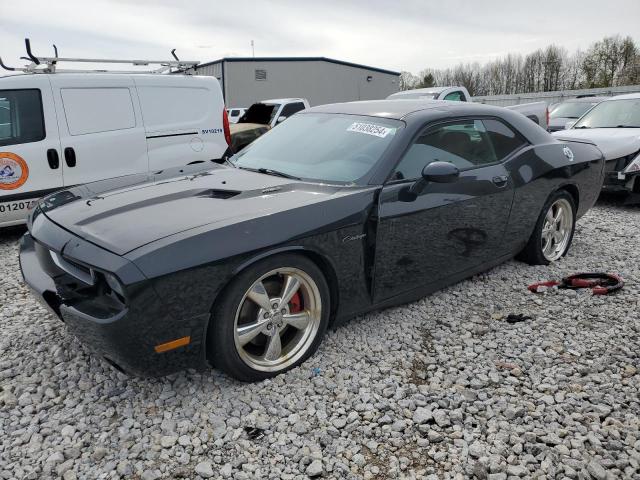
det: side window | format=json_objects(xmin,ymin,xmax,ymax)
[
  {"xmin": 61, "ymin": 88, "xmax": 135, "ymax": 135},
  {"xmin": 0, "ymin": 89, "xmax": 45, "ymax": 147},
  {"xmin": 443, "ymin": 91, "xmax": 466, "ymax": 102},
  {"xmin": 482, "ymin": 119, "xmax": 528, "ymax": 160},
  {"xmin": 280, "ymin": 102, "xmax": 306, "ymax": 118},
  {"xmin": 230, "ymin": 109, "xmax": 240, "ymax": 116},
  {"xmin": 392, "ymin": 120, "xmax": 497, "ymax": 180}
]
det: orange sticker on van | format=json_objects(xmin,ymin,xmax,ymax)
[{"xmin": 0, "ymin": 152, "xmax": 29, "ymax": 190}]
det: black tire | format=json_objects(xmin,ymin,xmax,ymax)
[
  {"xmin": 207, "ymin": 253, "xmax": 330, "ymax": 382},
  {"xmin": 518, "ymin": 190, "xmax": 576, "ymax": 265}
]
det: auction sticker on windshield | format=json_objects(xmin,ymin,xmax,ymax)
[
  {"xmin": 0, "ymin": 152, "xmax": 29, "ymax": 190},
  {"xmin": 347, "ymin": 122, "xmax": 395, "ymax": 138}
]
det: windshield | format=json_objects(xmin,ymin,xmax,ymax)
[
  {"xmin": 573, "ymin": 98, "xmax": 640, "ymax": 128},
  {"xmin": 550, "ymin": 101, "xmax": 598, "ymax": 119},
  {"xmin": 230, "ymin": 113, "xmax": 402, "ymax": 183}
]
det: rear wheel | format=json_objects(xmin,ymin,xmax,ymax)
[
  {"xmin": 207, "ymin": 254, "xmax": 330, "ymax": 382},
  {"xmin": 519, "ymin": 190, "xmax": 576, "ymax": 265}
]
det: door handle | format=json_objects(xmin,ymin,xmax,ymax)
[
  {"xmin": 492, "ymin": 175, "xmax": 508, "ymax": 187},
  {"xmin": 64, "ymin": 147, "xmax": 76, "ymax": 167},
  {"xmin": 46, "ymin": 149, "xmax": 59, "ymax": 169}
]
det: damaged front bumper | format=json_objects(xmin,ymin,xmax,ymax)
[{"xmin": 18, "ymin": 214, "xmax": 210, "ymax": 376}]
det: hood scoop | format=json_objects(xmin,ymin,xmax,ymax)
[{"xmin": 196, "ymin": 189, "xmax": 241, "ymax": 199}]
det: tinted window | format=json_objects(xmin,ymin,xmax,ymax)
[
  {"xmin": 280, "ymin": 102, "xmax": 306, "ymax": 118},
  {"xmin": 482, "ymin": 119, "xmax": 528, "ymax": 160},
  {"xmin": 230, "ymin": 109, "xmax": 240, "ymax": 116},
  {"xmin": 231, "ymin": 113, "xmax": 401, "ymax": 183},
  {"xmin": 444, "ymin": 91, "xmax": 466, "ymax": 101},
  {"xmin": 0, "ymin": 89, "xmax": 45, "ymax": 147},
  {"xmin": 62, "ymin": 88, "xmax": 135, "ymax": 135},
  {"xmin": 393, "ymin": 120, "xmax": 498, "ymax": 180}
]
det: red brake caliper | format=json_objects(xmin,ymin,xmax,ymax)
[{"xmin": 289, "ymin": 291, "xmax": 303, "ymax": 313}]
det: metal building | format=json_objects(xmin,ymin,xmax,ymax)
[{"xmin": 192, "ymin": 57, "xmax": 400, "ymax": 107}]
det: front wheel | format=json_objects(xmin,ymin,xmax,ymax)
[
  {"xmin": 519, "ymin": 191, "xmax": 576, "ymax": 265},
  {"xmin": 207, "ymin": 254, "xmax": 330, "ymax": 382}
]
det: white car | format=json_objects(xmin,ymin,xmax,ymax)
[
  {"xmin": 0, "ymin": 73, "xmax": 230, "ymax": 227},
  {"xmin": 227, "ymin": 107, "xmax": 247, "ymax": 124},
  {"xmin": 552, "ymin": 93, "xmax": 640, "ymax": 195}
]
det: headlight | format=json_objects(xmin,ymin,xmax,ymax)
[
  {"xmin": 104, "ymin": 273, "xmax": 125, "ymax": 297},
  {"xmin": 624, "ymin": 153, "xmax": 640, "ymax": 173}
]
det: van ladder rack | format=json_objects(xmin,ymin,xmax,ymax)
[{"xmin": 0, "ymin": 39, "xmax": 199, "ymax": 74}]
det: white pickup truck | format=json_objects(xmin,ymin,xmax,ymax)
[
  {"xmin": 388, "ymin": 86, "xmax": 549, "ymax": 130},
  {"xmin": 229, "ymin": 98, "xmax": 310, "ymax": 151}
]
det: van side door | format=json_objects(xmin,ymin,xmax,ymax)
[
  {"xmin": 134, "ymin": 76, "xmax": 228, "ymax": 170},
  {"xmin": 0, "ymin": 76, "xmax": 63, "ymax": 226},
  {"xmin": 49, "ymin": 75, "xmax": 149, "ymax": 187}
]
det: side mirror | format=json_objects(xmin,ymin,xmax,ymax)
[
  {"xmin": 421, "ymin": 161, "xmax": 460, "ymax": 183},
  {"xmin": 565, "ymin": 120, "xmax": 576, "ymax": 130},
  {"xmin": 399, "ymin": 161, "xmax": 460, "ymax": 202},
  {"xmin": 277, "ymin": 116, "xmax": 287, "ymax": 124}
]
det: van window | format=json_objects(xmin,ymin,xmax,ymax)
[
  {"xmin": 0, "ymin": 89, "xmax": 45, "ymax": 147},
  {"xmin": 137, "ymin": 87, "xmax": 211, "ymax": 131},
  {"xmin": 61, "ymin": 88, "xmax": 136, "ymax": 135}
]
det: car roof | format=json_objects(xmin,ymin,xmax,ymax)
[
  {"xmin": 603, "ymin": 93, "xmax": 640, "ymax": 101},
  {"xmin": 561, "ymin": 96, "xmax": 609, "ymax": 103},
  {"xmin": 391, "ymin": 87, "xmax": 449, "ymax": 96},
  {"xmin": 307, "ymin": 99, "xmax": 492, "ymax": 120}
]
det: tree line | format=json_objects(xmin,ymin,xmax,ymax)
[{"xmin": 400, "ymin": 35, "xmax": 640, "ymax": 96}]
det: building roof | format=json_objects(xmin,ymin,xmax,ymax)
[{"xmin": 196, "ymin": 56, "xmax": 400, "ymax": 76}]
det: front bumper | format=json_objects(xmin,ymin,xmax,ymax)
[
  {"xmin": 602, "ymin": 170, "xmax": 639, "ymax": 194},
  {"xmin": 19, "ymin": 219, "xmax": 210, "ymax": 377}
]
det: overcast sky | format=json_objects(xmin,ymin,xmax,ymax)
[{"xmin": 1, "ymin": 0, "xmax": 638, "ymax": 74}]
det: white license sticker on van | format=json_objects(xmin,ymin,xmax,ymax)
[{"xmin": 347, "ymin": 122, "xmax": 394, "ymax": 138}]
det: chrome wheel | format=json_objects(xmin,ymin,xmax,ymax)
[
  {"xmin": 233, "ymin": 267, "xmax": 322, "ymax": 372},
  {"xmin": 541, "ymin": 198, "xmax": 573, "ymax": 261}
]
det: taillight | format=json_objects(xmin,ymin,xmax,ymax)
[
  {"xmin": 546, "ymin": 107, "xmax": 550, "ymax": 128},
  {"xmin": 222, "ymin": 108, "xmax": 232, "ymax": 146}
]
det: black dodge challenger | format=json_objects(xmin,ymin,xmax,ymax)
[{"xmin": 20, "ymin": 100, "xmax": 605, "ymax": 381}]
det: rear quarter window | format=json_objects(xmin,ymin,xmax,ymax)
[{"xmin": 482, "ymin": 119, "xmax": 528, "ymax": 159}]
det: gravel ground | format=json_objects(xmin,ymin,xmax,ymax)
[{"xmin": 1, "ymin": 199, "xmax": 639, "ymax": 480}]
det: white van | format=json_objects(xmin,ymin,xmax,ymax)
[{"xmin": 0, "ymin": 73, "xmax": 230, "ymax": 227}]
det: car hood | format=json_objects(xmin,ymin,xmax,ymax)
[
  {"xmin": 552, "ymin": 128, "xmax": 640, "ymax": 160},
  {"xmin": 38, "ymin": 164, "xmax": 347, "ymax": 256}
]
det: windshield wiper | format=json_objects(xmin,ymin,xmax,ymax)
[
  {"xmin": 257, "ymin": 168, "xmax": 301, "ymax": 180},
  {"xmin": 235, "ymin": 165, "xmax": 301, "ymax": 180}
]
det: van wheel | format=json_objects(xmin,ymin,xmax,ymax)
[
  {"xmin": 207, "ymin": 254, "xmax": 330, "ymax": 382},
  {"xmin": 519, "ymin": 190, "xmax": 576, "ymax": 265}
]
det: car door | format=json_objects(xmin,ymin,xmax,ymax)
[
  {"xmin": 373, "ymin": 118, "xmax": 519, "ymax": 302},
  {"xmin": 0, "ymin": 76, "xmax": 63, "ymax": 225},
  {"xmin": 50, "ymin": 75, "xmax": 149, "ymax": 187}
]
